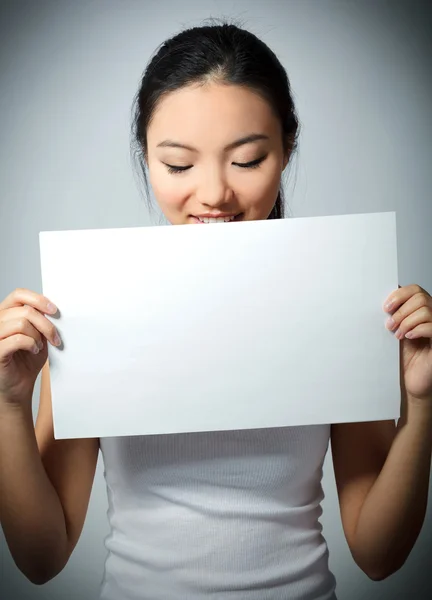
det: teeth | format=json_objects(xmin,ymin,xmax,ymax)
[{"xmin": 199, "ymin": 216, "xmax": 236, "ymax": 223}]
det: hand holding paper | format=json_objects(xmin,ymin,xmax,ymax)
[
  {"xmin": 0, "ymin": 289, "xmax": 60, "ymax": 407},
  {"xmin": 383, "ymin": 284, "xmax": 432, "ymax": 402}
]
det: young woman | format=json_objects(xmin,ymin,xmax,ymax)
[{"xmin": 0, "ymin": 22, "xmax": 431, "ymax": 600}]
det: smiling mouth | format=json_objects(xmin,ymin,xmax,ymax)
[{"xmin": 192, "ymin": 214, "xmax": 243, "ymax": 224}]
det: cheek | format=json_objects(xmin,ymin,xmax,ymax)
[
  {"xmin": 155, "ymin": 183, "xmax": 187, "ymax": 209},
  {"xmin": 236, "ymin": 163, "xmax": 281, "ymax": 206},
  {"xmin": 149, "ymin": 165, "xmax": 190, "ymax": 213}
]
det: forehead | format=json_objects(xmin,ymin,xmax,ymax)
[{"xmin": 147, "ymin": 82, "xmax": 281, "ymax": 146}]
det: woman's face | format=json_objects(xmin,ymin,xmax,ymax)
[{"xmin": 146, "ymin": 82, "xmax": 289, "ymax": 225}]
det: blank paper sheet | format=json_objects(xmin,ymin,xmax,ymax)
[{"xmin": 39, "ymin": 212, "xmax": 400, "ymax": 440}]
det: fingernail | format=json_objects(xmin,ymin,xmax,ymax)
[
  {"xmin": 32, "ymin": 345, "xmax": 40, "ymax": 354},
  {"xmin": 395, "ymin": 328, "xmax": 402, "ymax": 339},
  {"xmin": 386, "ymin": 317, "xmax": 396, "ymax": 330},
  {"xmin": 53, "ymin": 333, "xmax": 61, "ymax": 346},
  {"xmin": 37, "ymin": 340, "xmax": 44, "ymax": 350},
  {"xmin": 47, "ymin": 302, "xmax": 57, "ymax": 314},
  {"xmin": 405, "ymin": 331, "xmax": 414, "ymax": 339},
  {"xmin": 384, "ymin": 300, "xmax": 394, "ymax": 312}
]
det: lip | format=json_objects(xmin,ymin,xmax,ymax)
[
  {"xmin": 195, "ymin": 213, "xmax": 238, "ymax": 218},
  {"xmin": 191, "ymin": 213, "xmax": 243, "ymax": 224}
]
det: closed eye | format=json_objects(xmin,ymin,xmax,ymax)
[
  {"xmin": 164, "ymin": 164, "xmax": 192, "ymax": 174},
  {"xmin": 233, "ymin": 154, "xmax": 267, "ymax": 169},
  {"xmin": 163, "ymin": 154, "xmax": 267, "ymax": 175}
]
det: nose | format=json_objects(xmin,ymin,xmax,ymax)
[{"xmin": 195, "ymin": 165, "xmax": 233, "ymax": 208}]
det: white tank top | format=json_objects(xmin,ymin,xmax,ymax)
[{"xmin": 98, "ymin": 425, "xmax": 337, "ymax": 599}]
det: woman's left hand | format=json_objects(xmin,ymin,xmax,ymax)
[{"xmin": 384, "ymin": 284, "xmax": 432, "ymax": 401}]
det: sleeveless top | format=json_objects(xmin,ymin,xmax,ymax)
[{"xmin": 98, "ymin": 425, "xmax": 337, "ymax": 600}]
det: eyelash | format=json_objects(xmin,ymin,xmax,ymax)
[{"xmin": 164, "ymin": 155, "xmax": 267, "ymax": 175}]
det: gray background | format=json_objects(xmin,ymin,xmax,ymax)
[{"xmin": 0, "ymin": 0, "xmax": 431, "ymax": 598}]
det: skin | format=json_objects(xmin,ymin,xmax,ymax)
[
  {"xmin": 146, "ymin": 82, "xmax": 289, "ymax": 224},
  {"xmin": 0, "ymin": 81, "xmax": 431, "ymax": 584}
]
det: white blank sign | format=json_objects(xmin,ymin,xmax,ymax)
[{"xmin": 39, "ymin": 212, "xmax": 400, "ymax": 440}]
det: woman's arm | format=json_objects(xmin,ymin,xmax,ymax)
[
  {"xmin": 331, "ymin": 284, "xmax": 432, "ymax": 580},
  {"xmin": 0, "ymin": 363, "xmax": 99, "ymax": 584},
  {"xmin": 331, "ymin": 396, "xmax": 432, "ymax": 581}
]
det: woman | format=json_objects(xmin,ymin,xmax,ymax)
[{"xmin": 0, "ymin": 22, "xmax": 431, "ymax": 600}]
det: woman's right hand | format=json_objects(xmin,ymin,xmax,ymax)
[{"xmin": 0, "ymin": 288, "xmax": 61, "ymax": 408}]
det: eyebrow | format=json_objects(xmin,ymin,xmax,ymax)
[{"xmin": 156, "ymin": 133, "xmax": 269, "ymax": 152}]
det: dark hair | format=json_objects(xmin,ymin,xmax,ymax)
[{"xmin": 131, "ymin": 21, "xmax": 299, "ymax": 220}]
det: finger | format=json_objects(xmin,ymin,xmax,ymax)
[
  {"xmin": 392, "ymin": 307, "xmax": 432, "ymax": 339},
  {"xmin": 385, "ymin": 292, "xmax": 431, "ymax": 331},
  {"xmin": 0, "ymin": 306, "xmax": 60, "ymax": 347},
  {"xmin": 0, "ymin": 318, "xmax": 44, "ymax": 349},
  {"xmin": 405, "ymin": 323, "xmax": 432, "ymax": 340},
  {"xmin": 383, "ymin": 284, "xmax": 428, "ymax": 313},
  {"xmin": 0, "ymin": 334, "xmax": 41, "ymax": 361},
  {"xmin": 0, "ymin": 288, "xmax": 57, "ymax": 315},
  {"xmin": 23, "ymin": 307, "xmax": 61, "ymax": 347}
]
